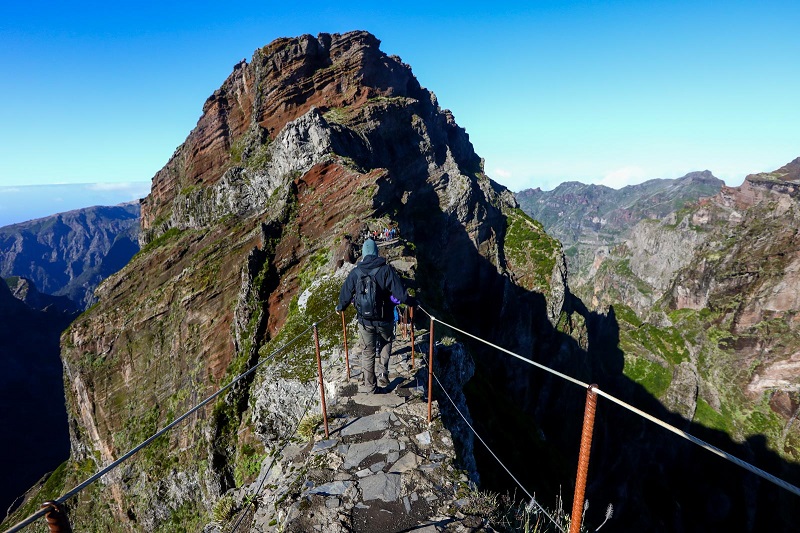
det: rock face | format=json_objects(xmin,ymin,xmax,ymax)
[
  {"xmin": 4, "ymin": 276, "xmax": 79, "ymax": 314},
  {"xmin": 0, "ymin": 203, "xmax": 140, "ymax": 310},
  {"xmin": 4, "ymin": 31, "xmax": 564, "ymax": 532},
  {"xmin": 666, "ymin": 159, "xmax": 800, "ymax": 404}
]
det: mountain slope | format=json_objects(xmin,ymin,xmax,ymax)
[
  {"xmin": 0, "ymin": 203, "xmax": 140, "ymax": 309},
  {"xmin": 565, "ymin": 158, "xmax": 800, "ymax": 513}
]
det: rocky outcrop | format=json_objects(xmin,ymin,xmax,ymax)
[
  {"xmin": 666, "ymin": 160, "xmax": 800, "ymax": 410},
  {"xmin": 5, "ymin": 276, "xmax": 79, "ymax": 314},
  {"xmin": 139, "ymin": 32, "xmax": 427, "ymax": 237},
  {"xmin": 0, "ymin": 203, "xmax": 140, "ymax": 309}
]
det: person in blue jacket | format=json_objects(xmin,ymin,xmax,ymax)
[{"xmin": 336, "ymin": 238, "xmax": 414, "ymax": 392}]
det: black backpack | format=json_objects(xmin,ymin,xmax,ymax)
[{"xmin": 354, "ymin": 266, "xmax": 383, "ymax": 320}]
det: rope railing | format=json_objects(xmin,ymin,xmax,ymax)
[
  {"xmin": 414, "ymin": 304, "xmax": 800, "ymax": 531},
  {"xmin": 4, "ymin": 311, "xmax": 337, "ymax": 533}
]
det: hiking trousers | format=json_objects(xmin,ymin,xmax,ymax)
[{"xmin": 357, "ymin": 321, "xmax": 395, "ymax": 391}]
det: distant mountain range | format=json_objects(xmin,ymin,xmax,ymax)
[
  {"xmin": 0, "ymin": 182, "xmax": 149, "ymax": 228},
  {"xmin": 516, "ymin": 171, "xmax": 723, "ymax": 283},
  {"xmin": 0, "ymin": 203, "xmax": 140, "ymax": 309}
]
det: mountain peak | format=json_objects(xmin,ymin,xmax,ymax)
[{"xmin": 141, "ymin": 30, "xmax": 432, "ymax": 232}]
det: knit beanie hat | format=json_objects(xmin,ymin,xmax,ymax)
[{"xmin": 362, "ymin": 238, "xmax": 378, "ymax": 257}]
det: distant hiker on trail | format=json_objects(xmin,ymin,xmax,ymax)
[{"xmin": 336, "ymin": 238, "xmax": 414, "ymax": 393}]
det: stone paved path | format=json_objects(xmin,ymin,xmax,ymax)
[{"xmin": 229, "ymin": 332, "xmax": 481, "ymax": 532}]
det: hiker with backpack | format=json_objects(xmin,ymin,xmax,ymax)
[{"xmin": 336, "ymin": 238, "xmax": 414, "ymax": 393}]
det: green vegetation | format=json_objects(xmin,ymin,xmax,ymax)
[
  {"xmin": 622, "ymin": 356, "xmax": 672, "ymax": 397},
  {"xmin": 136, "ymin": 227, "xmax": 183, "ymax": 257},
  {"xmin": 296, "ymin": 413, "xmax": 324, "ymax": 441},
  {"xmin": 213, "ymin": 494, "xmax": 236, "ymax": 522},
  {"xmin": 297, "ymin": 248, "xmax": 330, "ymax": 290},
  {"xmin": 155, "ymin": 501, "xmax": 206, "ymax": 532},
  {"xmin": 692, "ymin": 398, "xmax": 730, "ymax": 433},
  {"xmin": 234, "ymin": 442, "xmax": 266, "ymax": 486},
  {"xmin": 503, "ymin": 208, "xmax": 561, "ymax": 292},
  {"xmin": 323, "ymin": 106, "xmax": 353, "ymax": 124},
  {"xmin": 7, "ymin": 459, "xmax": 97, "ymax": 524},
  {"xmin": 259, "ymin": 277, "xmax": 347, "ymax": 382}
]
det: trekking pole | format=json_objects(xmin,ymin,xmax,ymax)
[
  {"xmin": 341, "ymin": 311, "xmax": 350, "ymax": 380},
  {"xmin": 409, "ymin": 306, "xmax": 416, "ymax": 369},
  {"xmin": 313, "ymin": 324, "xmax": 330, "ymax": 438},
  {"xmin": 570, "ymin": 384, "xmax": 598, "ymax": 533},
  {"xmin": 427, "ymin": 315, "xmax": 434, "ymax": 423}
]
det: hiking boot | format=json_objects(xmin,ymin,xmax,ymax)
[{"xmin": 377, "ymin": 374, "xmax": 389, "ymax": 388}]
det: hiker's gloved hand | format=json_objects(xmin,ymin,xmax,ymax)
[
  {"xmin": 335, "ymin": 304, "xmax": 343, "ymax": 313},
  {"xmin": 404, "ymin": 295, "xmax": 417, "ymax": 308}
]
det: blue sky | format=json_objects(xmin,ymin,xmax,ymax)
[{"xmin": 1, "ymin": 0, "xmax": 798, "ymax": 208}]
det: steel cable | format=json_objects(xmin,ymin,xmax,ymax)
[
  {"xmin": 415, "ymin": 305, "xmax": 800, "ymax": 499},
  {"xmin": 421, "ymin": 347, "xmax": 566, "ymax": 532},
  {"xmin": 4, "ymin": 312, "xmax": 336, "ymax": 533}
]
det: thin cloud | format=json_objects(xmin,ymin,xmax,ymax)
[
  {"xmin": 599, "ymin": 166, "xmax": 647, "ymax": 189},
  {"xmin": 86, "ymin": 182, "xmax": 149, "ymax": 192},
  {"xmin": 493, "ymin": 168, "xmax": 512, "ymax": 179}
]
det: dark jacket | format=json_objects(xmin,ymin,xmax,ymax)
[{"xmin": 337, "ymin": 255, "xmax": 409, "ymax": 324}]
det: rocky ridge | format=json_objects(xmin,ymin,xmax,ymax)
[{"xmin": 4, "ymin": 31, "xmax": 565, "ymax": 532}]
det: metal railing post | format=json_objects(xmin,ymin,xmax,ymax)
[
  {"xmin": 340, "ymin": 311, "xmax": 350, "ymax": 380},
  {"xmin": 41, "ymin": 501, "xmax": 72, "ymax": 532},
  {"xmin": 570, "ymin": 384, "xmax": 598, "ymax": 533},
  {"xmin": 409, "ymin": 306, "xmax": 416, "ymax": 369},
  {"xmin": 313, "ymin": 324, "xmax": 330, "ymax": 438},
  {"xmin": 427, "ymin": 316, "xmax": 434, "ymax": 423}
]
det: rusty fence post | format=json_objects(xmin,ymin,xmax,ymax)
[
  {"xmin": 427, "ymin": 316, "xmax": 435, "ymax": 423},
  {"xmin": 41, "ymin": 501, "xmax": 72, "ymax": 533},
  {"xmin": 409, "ymin": 306, "xmax": 416, "ymax": 369},
  {"xmin": 312, "ymin": 324, "xmax": 330, "ymax": 438},
  {"xmin": 570, "ymin": 384, "xmax": 598, "ymax": 533},
  {"xmin": 340, "ymin": 311, "xmax": 350, "ymax": 380}
]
